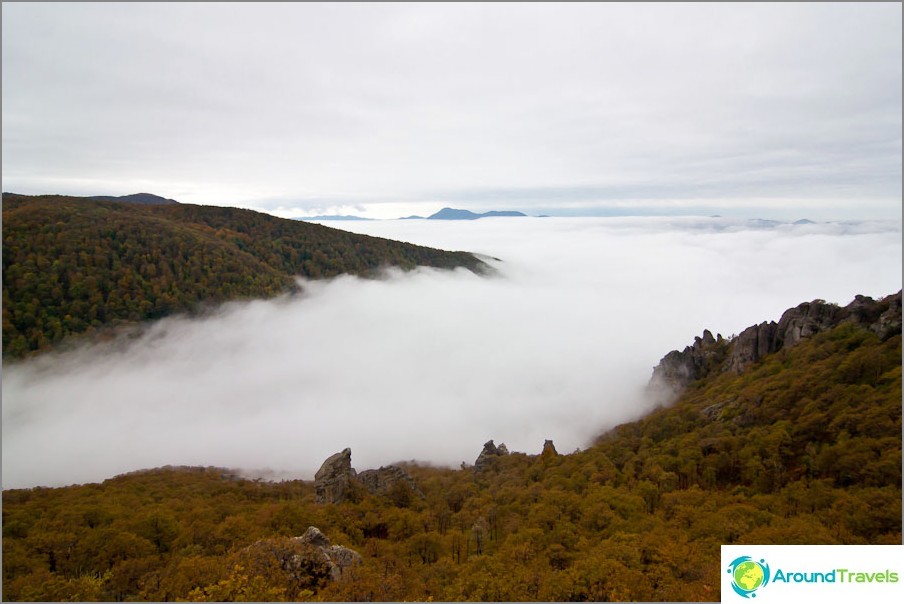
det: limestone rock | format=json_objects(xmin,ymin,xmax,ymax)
[
  {"xmin": 775, "ymin": 299, "xmax": 838, "ymax": 348},
  {"xmin": 298, "ymin": 526, "xmax": 331, "ymax": 548},
  {"xmin": 648, "ymin": 328, "xmax": 728, "ymax": 401},
  {"xmin": 292, "ymin": 526, "xmax": 361, "ymax": 582},
  {"xmin": 649, "ymin": 290, "xmax": 902, "ymax": 402},
  {"xmin": 726, "ymin": 321, "xmax": 778, "ymax": 374},
  {"xmin": 314, "ymin": 448, "xmax": 357, "ymax": 504},
  {"xmin": 874, "ymin": 294, "xmax": 902, "ymax": 340},
  {"xmin": 240, "ymin": 537, "xmax": 332, "ymax": 593},
  {"xmin": 357, "ymin": 465, "xmax": 424, "ymax": 499},
  {"xmin": 324, "ymin": 544, "xmax": 363, "ymax": 581},
  {"xmin": 474, "ymin": 440, "xmax": 508, "ymax": 471}
]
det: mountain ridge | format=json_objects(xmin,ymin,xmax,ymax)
[
  {"xmin": 2, "ymin": 193, "xmax": 489, "ymax": 358},
  {"xmin": 88, "ymin": 192, "xmax": 181, "ymax": 205},
  {"xmin": 649, "ymin": 290, "xmax": 903, "ymax": 402},
  {"xmin": 427, "ymin": 207, "xmax": 527, "ymax": 220}
]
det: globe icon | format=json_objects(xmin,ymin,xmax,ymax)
[{"xmin": 733, "ymin": 560, "xmax": 765, "ymax": 592}]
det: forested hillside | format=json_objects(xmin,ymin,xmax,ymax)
[
  {"xmin": 2, "ymin": 304, "xmax": 899, "ymax": 601},
  {"xmin": 1, "ymin": 194, "xmax": 487, "ymax": 358}
]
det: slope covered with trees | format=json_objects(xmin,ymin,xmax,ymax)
[
  {"xmin": 2, "ymin": 194, "xmax": 487, "ymax": 358},
  {"xmin": 2, "ymin": 302, "xmax": 899, "ymax": 601}
]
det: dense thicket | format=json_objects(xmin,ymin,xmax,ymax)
[
  {"xmin": 2, "ymin": 194, "xmax": 486, "ymax": 358},
  {"xmin": 3, "ymin": 321, "xmax": 899, "ymax": 601}
]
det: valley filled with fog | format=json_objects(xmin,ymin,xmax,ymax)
[{"xmin": 2, "ymin": 216, "xmax": 901, "ymax": 489}]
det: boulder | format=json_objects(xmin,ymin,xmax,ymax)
[
  {"xmin": 541, "ymin": 439, "xmax": 558, "ymax": 457},
  {"xmin": 292, "ymin": 526, "xmax": 361, "ymax": 582},
  {"xmin": 324, "ymin": 544, "xmax": 363, "ymax": 581},
  {"xmin": 314, "ymin": 448, "xmax": 357, "ymax": 504},
  {"xmin": 357, "ymin": 465, "xmax": 424, "ymax": 499},
  {"xmin": 298, "ymin": 526, "xmax": 331, "ymax": 548}
]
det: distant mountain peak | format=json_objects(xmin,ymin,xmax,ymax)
[{"xmin": 427, "ymin": 207, "xmax": 527, "ymax": 220}]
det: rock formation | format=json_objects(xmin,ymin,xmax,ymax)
[
  {"xmin": 648, "ymin": 329, "xmax": 727, "ymax": 401},
  {"xmin": 314, "ymin": 448, "xmax": 357, "ymax": 504},
  {"xmin": 357, "ymin": 465, "xmax": 424, "ymax": 499},
  {"xmin": 650, "ymin": 291, "xmax": 902, "ymax": 402},
  {"xmin": 474, "ymin": 440, "xmax": 509, "ymax": 471},
  {"xmin": 295, "ymin": 526, "xmax": 362, "ymax": 581},
  {"xmin": 314, "ymin": 449, "xmax": 423, "ymax": 503},
  {"xmin": 541, "ymin": 439, "xmax": 558, "ymax": 457}
]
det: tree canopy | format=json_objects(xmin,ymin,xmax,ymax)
[
  {"xmin": 2, "ymin": 320, "xmax": 899, "ymax": 601},
  {"xmin": 2, "ymin": 194, "xmax": 486, "ymax": 358}
]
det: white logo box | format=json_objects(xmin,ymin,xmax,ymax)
[{"xmin": 721, "ymin": 545, "xmax": 903, "ymax": 603}]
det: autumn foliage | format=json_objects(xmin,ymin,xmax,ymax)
[
  {"xmin": 2, "ymin": 321, "xmax": 900, "ymax": 601},
  {"xmin": 2, "ymin": 194, "xmax": 486, "ymax": 358}
]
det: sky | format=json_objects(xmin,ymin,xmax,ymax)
[
  {"xmin": 2, "ymin": 216, "xmax": 901, "ymax": 489},
  {"xmin": 2, "ymin": 3, "xmax": 901, "ymax": 220}
]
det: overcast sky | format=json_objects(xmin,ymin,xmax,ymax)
[{"xmin": 2, "ymin": 3, "xmax": 901, "ymax": 219}]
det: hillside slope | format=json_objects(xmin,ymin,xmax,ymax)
[
  {"xmin": 2, "ymin": 194, "xmax": 488, "ymax": 357},
  {"xmin": 2, "ymin": 293, "xmax": 900, "ymax": 601}
]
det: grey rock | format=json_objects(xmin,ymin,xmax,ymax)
[
  {"xmin": 357, "ymin": 465, "xmax": 424, "ymax": 499},
  {"xmin": 298, "ymin": 526, "xmax": 331, "ymax": 548},
  {"xmin": 648, "ymin": 327, "xmax": 729, "ymax": 401},
  {"xmin": 325, "ymin": 544, "xmax": 363, "ymax": 581},
  {"xmin": 649, "ymin": 290, "xmax": 902, "ymax": 402},
  {"xmin": 726, "ymin": 321, "xmax": 778, "ymax": 374},
  {"xmin": 314, "ymin": 448, "xmax": 357, "ymax": 504},
  {"xmin": 474, "ymin": 440, "xmax": 507, "ymax": 471},
  {"xmin": 291, "ymin": 526, "xmax": 362, "ymax": 582}
]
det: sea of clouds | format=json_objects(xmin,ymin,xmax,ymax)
[{"xmin": 2, "ymin": 216, "xmax": 901, "ymax": 489}]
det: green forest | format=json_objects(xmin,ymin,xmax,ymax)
[
  {"xmin": 2, "ymin": 194, "xmax": 487, "ymax": 358},
  {"xmin": 2, "ymin": 320, "xmax": 900, "ymax": 601}
]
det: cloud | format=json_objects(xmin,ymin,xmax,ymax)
[
  {"xmin": 2, "ymin": 3, "xmax": 901, "ymax": 217},
  {"xmin": 2, "ymin": 217, "xmax": 901, "ymax": 489}
]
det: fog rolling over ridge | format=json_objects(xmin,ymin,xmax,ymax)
[{"xmin": 2, "ymin": 217, "xmax": 901, "ymax": 489}]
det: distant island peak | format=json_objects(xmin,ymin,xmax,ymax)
[{"xmin": 427, "ymin": 207, "xmax": 527, "ymax": 220}]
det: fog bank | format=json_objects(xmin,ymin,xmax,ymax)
[{"xmin": 3, "ymin": 217, "xmax": 901, "ymax": 489}]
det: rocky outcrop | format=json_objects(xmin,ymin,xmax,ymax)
[
  {"xmin": 726, "ymin": 322, "xmax": 778, "ymax": 374},
  {"xmin": 314, "ymin": 448, "xmax": 357, "ymax": 504},
  {"xmin": 357, "ymin": 465, "xmax": 424, "ymax": 499},
  {"xmin": 238, "ymin": 526, "xmax": 361, "ymax": 593},
  {"xmin": 474, "ymin": 440, "xmax": 509, "ymax": 471},
  {"xmin": 541, "ymin": 439, "xmax": 558, "ymax": 457},
  {"xmin": 297, "ymin": 526, "xmax": 331, "ymax": 548},
  {"xmin": 295, "ymin": 526, "xmax": 362, "ymax": 581},
  {"xmin": 648, "ymin": 329, "xmax": 727, "ymax": 401},
  {"xmin": 650, "ymin": 291, "xmax": 902, "ymax": 401},
  {"xmin": 727, "ymin": 292, "xmax": 901, "ymax": 374},
  {"xmin": 314, "ymin": 449, "xmax": 424, "ymax": 503},
  {"xmin": 725, "ymin": 298, "xmax": 843, "ymax": 373}
]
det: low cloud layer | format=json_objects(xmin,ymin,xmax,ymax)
[{"xmin": 2, "ymin": 217, "xmax": 901, "ymax": 489}]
